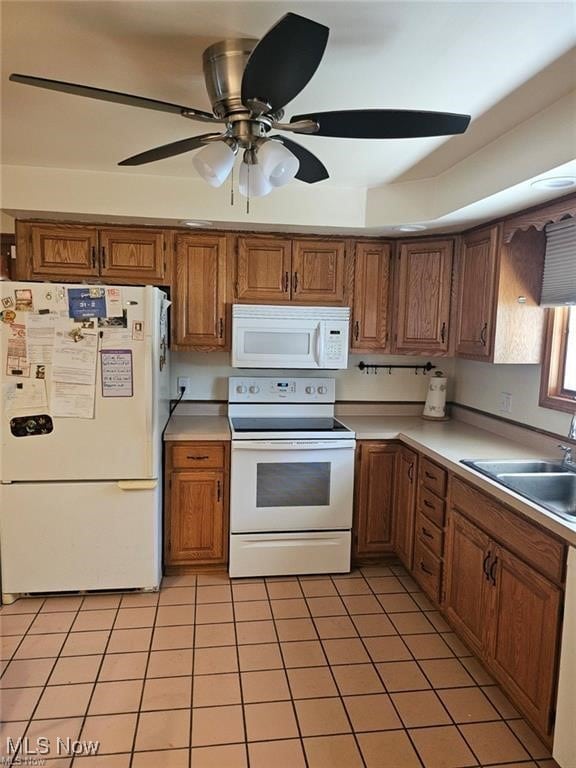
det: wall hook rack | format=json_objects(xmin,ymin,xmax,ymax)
[{"xmin": 358, "ymin": 361, "xmax": 437, "ymax": 375}]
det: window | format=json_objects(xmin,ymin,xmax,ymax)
[{"xmin": 540, "ymin": 306, "xmax": 576, "ymax": 412}]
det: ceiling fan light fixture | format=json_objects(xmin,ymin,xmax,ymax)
[
  {"xmin": 192, "ymin": 141, "xmax": 235, "ymax": 187},
  {"xmin": 258, "ymin": 140, "xmax": 300, "ymax": 187},
  {"xmin": 239, "ymin": 161, "xmax": 272, "ymax": 197}
]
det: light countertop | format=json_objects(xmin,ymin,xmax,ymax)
[
  {"xmin": 164, "ymin": 416, "xmax": 231, "ymax": 442},
  {"xmin": 164, "ymin": 413, "xmax": 576, "ymax": 545}
]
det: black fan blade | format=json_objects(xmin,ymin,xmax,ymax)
[
  {"xmin": 241, "ymin": 13, "xmax": 329, "ymax": 112},
  {"xmin": 9, "ymin": 73, "xmax": 218, "ymax": 121},
  {"xmin": 118, "ymin": 134, "xmax": 223, "ymax": 166},
  {"xmin": 269, "ymin": 135, "xmax": 329, "ymax": 183},
  {"xmin": 290, "ymin": 109, "xmax": 471, "ymax": 138}
]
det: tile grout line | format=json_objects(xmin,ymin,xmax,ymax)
[
  {"xmin": 229, "ymin": 580, "xmax": 253, "ymax": 768},
  {"xmin": 263, "ymin": 576, "xmax": 310, "ymax": 768}
]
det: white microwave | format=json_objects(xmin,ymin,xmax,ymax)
[{"xmin": 232, "ymin": 305, "xmax": 350, "ymax": 369}]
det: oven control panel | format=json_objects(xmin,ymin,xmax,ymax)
[{"xmin": 229, "ymin": 377, "xmax": 336, "ymax": 403}]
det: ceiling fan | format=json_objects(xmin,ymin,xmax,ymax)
[{"xmin": 9, "ymin": 12, "xmax": 471, "ymax": 198}]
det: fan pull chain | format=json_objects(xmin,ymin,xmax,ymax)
[{"xmin": 230, "ymin": 164, "xmax": 234, "ymax": 207}]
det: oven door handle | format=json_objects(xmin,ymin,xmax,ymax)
[{"xmin": 232, "ymin": 440, "xmax": 356, "ymax": 451}]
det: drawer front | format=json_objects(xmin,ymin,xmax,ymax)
[
  {"xmin": 420, "ymin": 457, "xmax": 447, "ymax": 497},
  {"xmin": 413, "ymin": 538, "xmax": 442, "ymax": 603},
  {"xmin": 415, "ymin": 510, "xmax": 443, "ymax": 558},
  {"xmin": 419, "ymin": 487, "xmax": 445, "ymax": 527},
  {"xmin": 171, "ymin": 443, "xmax": 225, "ymax": 470},
  {"xmin": 451, "ymin": 477, "xmax": 565, "ymax": 584}
]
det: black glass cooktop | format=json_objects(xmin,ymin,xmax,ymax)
[{"xmin": 231, "ymin": 417, "xmax": 352, "ymax": 433}]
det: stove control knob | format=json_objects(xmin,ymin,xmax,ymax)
[
  {"xmin": 318, "ymin": 385, "xmax": 328, "ymax": 395},
  {"xmin": 236, "ymin": 385, "xmax": 247, "ymax": 394},
  {"xmin": 249, "ymin": 385, "xmax": 260, "ymax": 394},
  {"xmin": 305, "ymin": 385, "xmax": 316, "ymax": 394}
]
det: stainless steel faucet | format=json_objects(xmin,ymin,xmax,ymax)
[
  {"xmin": 569, "ymin": 412, "xmax": 576, "ymax": 441},
  {"xmin": 558, "ymin": 444, "xmax": 574, "ymax": 468}
]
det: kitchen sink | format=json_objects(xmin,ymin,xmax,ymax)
[
  {"xmin": 461, "ymin": 459, "xmax": 576, "ymax": 521},
  {"xmin": 462, "ymin": 459, "xmax": 567, "ymax": 475}
]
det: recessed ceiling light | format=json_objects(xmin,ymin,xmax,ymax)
[
  {"xmin": 530, "ymin": 177, "xmax": 576, "ymax": 190},
  {"xmin": 395, "ymin": 224, "xmax": 427, "ymax": 232},
  {"xmin": 180, "ymin": 219, "xmax": 212, "ymax": 228}
]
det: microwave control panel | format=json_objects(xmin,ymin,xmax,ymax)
[
  {"xmin": 229, "ymin": 377, "xmax": 336, "ymax": 403},
  {"xmin": 326, "ymin": 327, "xmax": 346, "ymax": 362}
]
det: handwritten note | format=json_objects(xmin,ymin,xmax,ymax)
[{"xmin": 101, "ymin": 349, "xmax": 133, "ymax": 398}]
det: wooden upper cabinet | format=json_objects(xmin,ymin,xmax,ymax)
[
  {"xmin": 292, "ymin": 239, "xmax": 348, "ymax": 304},
  {"xmin": 394, "ymin": 446, "xmax": 418, "ymax": 569},
  {"xmin": 455, "ymin": 225, "xmax": 499, "ymax": 359},
  {"xmin": 30, "ymin": 224, "xmax": 99, "ymax": 277},
  {"xmin": 454, "ymin": 224, "xmax": 545, "ymax": 363},
  {"xmin": 99, "ymin": 228, "xmax": 165, "ymax": 282},
  {"xmin": 353, "ymin": 442, "xmax": 398, "ymax": 559},
  {"xmin": 173, "ymin": 233, "xmax": 228, "ymax": 348},
  {"xmin": 487, "ymin": 545, "xmax": 561, "ymax": 737},
  {"xmin": 395, "ymin": 239, "xmax": 453, "ymax": 354},
  {"xmin": 236, "ymin": 236, "xmax": 291, "ymax": 302},
  {"xmin": 351, "ymin": 241, "xmax": 392, "ymax": 352}
]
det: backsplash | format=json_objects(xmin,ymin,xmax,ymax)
[
  {"xmin": 171, "ymin": 352, "xmax": 455, "ymax": 402},
  {"xmin": 454, "ymin": 359, "xmax": 575, "ymax": 436}
]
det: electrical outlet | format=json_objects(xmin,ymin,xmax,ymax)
[
  {"xmin": 177, "ymin": 377, "xmax": 191, "ymax": 397},
  {"xmin": 499, "ymin": 392, "xmax": 512, "ymax": 413}
]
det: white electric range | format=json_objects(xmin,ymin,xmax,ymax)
[{"xmin": 228, "ymin": 376, "xmax": 356, "ymax": 578}]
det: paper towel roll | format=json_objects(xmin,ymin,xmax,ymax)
[{"xmin": 423, "ymin": 374, "xmax": 448, "ymax": 419}]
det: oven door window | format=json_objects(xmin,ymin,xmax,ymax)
[{"xmin": 256, "ymin": 462, "xmax": 331, "ymax": 507}]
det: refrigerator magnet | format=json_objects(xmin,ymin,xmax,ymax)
[
  {"xmin": 14, "ymin": 289, "xmax": 33, "ymax": 311},
  {"xmin": 68, "ymin": 287, "xmax": 107, "ymax": 319},
  {"xmin": 1, "ymin": 296, "xmax": 14, "ymax": 309},
  {"xmin": 132, "ymin": 321, "xmax": 144, "ymax": 341},
  {"xmin": 101, "ymin": 349, "xmax": 134, "ymax": 398}
]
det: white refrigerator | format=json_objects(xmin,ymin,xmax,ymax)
[{"xmin": 0, "ymin": 282, "xmax": 170, "ymax": 602}]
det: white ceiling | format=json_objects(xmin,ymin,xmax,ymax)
[{"xmin": 1, "ymin": 0, "xmax": 576, "ymax": 231}]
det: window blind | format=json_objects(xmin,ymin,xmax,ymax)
[{"xmin": 541, "ymin": 219, "xmax": 576, "ymax": 306}]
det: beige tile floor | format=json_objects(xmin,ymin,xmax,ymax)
[{"xmin": 0, "ymin": 563, "xmax": 560, "ymax": 768}]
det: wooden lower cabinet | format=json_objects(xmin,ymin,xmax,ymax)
[
  {"xmin": 165, "ymin": 441, "xmax": 229, "ymax": 569},
  {"xmin": 444, "ymin": 505, "xmax": 563, "ymax": 740},
  {"xmin": 394, "ymin": 446, "xmax": 418, "ymax": 569},
  {"xmin": 353, "ymin": 442, "xmax": 398, "ymax": 560}
]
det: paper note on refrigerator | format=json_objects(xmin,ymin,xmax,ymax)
[
  {"xmin": 5, "ymin": 323, "xmax": 30, "ymax": 377},
  {"xmin": 101, "ymin": 349, "xmax": 133, "ymax": 397},
  {"xmin": 25, "ymin": 313, "xmax": 57, "ymax": 365},
  {"xmin": 3, "ymin": 379, "xmax": 48, "ymax": 417},
  {"xmin": 50, "ymin": 381, "xmax": 96, "ymax": 419},
  {"xmin": 51, "ymin": 325, "xmax": 99, "ymax": 386}
]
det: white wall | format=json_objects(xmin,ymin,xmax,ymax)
[
  {"xmin": 454, "ymin": 359, "xmax": 574, "ymax": 435},
  {"xmin": 171, "ymin": 351, "xmax": 455, "ymax": 403}
]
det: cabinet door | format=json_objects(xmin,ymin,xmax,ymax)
[
  {"xmin": 487, "ymin": 546, "xmax": 561, "ymax": 737},
  {"xmin": 236, "ymin": 236, "xmax": 291, "ymax": 302},
  {"xmin": 99, "ymin": 228, "xmax": 166, "ymax": 283},
  {"xmin": 292, "ymin": 239, "xmax": 347, "ymax": 304},
  {"xmin": 395, "ymin": 239, "xmax": 453, "ymax": 354},
  {"xmin": 455, "ymin": 225, "xmax": 499, "ymax": 358},
  {"xmin": 30, "ymin": 224, "xmax": 99, "ymax": 278},
  {"xmin": 174, "ymin": 234, "xmax": 228, "ymax": 348},
  {"xmin": 351, "ymin": 241, "xmax": 392, "ymax": 351},
  {"xmin": 444, "ymin": 510, "xmax": 493, "ymax": 656},
  {"xmin": 167, "ymin": 470, "xmax": 226, "ymax": 565},
  {"xmin": 353, "ymin": 442, "xmax": 397, "ymax": 558},
  {"xmin": 394, "ymin": 447, "xmax": 418, "ymax": 569}
]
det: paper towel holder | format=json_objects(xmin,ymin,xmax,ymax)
[{"xmin": 422, "ymin": 369, "xmax": 450, "ymax": 421}]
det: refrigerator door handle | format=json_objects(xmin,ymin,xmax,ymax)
[{"xmin": 117, "ymin": 480, "xmax": 158, "ymax": 490}]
